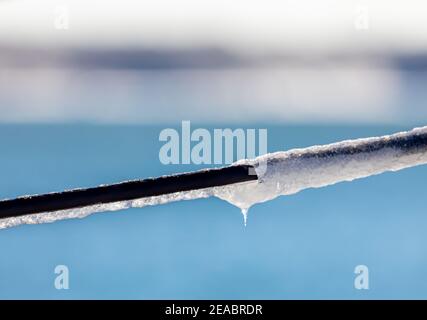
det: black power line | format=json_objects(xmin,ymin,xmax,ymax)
[{"xmin": 0, "ymin": 165, "xmax": 257, "ymax": 220}]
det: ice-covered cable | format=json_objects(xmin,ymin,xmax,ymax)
[{"xmin": 1, "ymin": 126, "xmax": 426, "ymax": 229}]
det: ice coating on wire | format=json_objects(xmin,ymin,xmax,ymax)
[
  {"xmin": 1, "ymin": 126, "xmax": 426, "ymax": 229},
  {"xmin": 215, "ymin": 126, "xmax": 427, "ymax": 212},
  {"xmin": 0, "ymin": 188, "xmax": 214, "ymax": 229}
]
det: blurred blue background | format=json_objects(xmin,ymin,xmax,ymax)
[
  {"xmin": 1, "ymin": 0, "xmax": 427, "ymax": 299},
  {"xmin": 0, "ymin": 124, "xmax": 426, "ymax": 299}
]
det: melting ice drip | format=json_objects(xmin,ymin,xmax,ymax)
[{"xmin": 1, "ymin": 126, "xmax": 427, "ymax": 229}]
